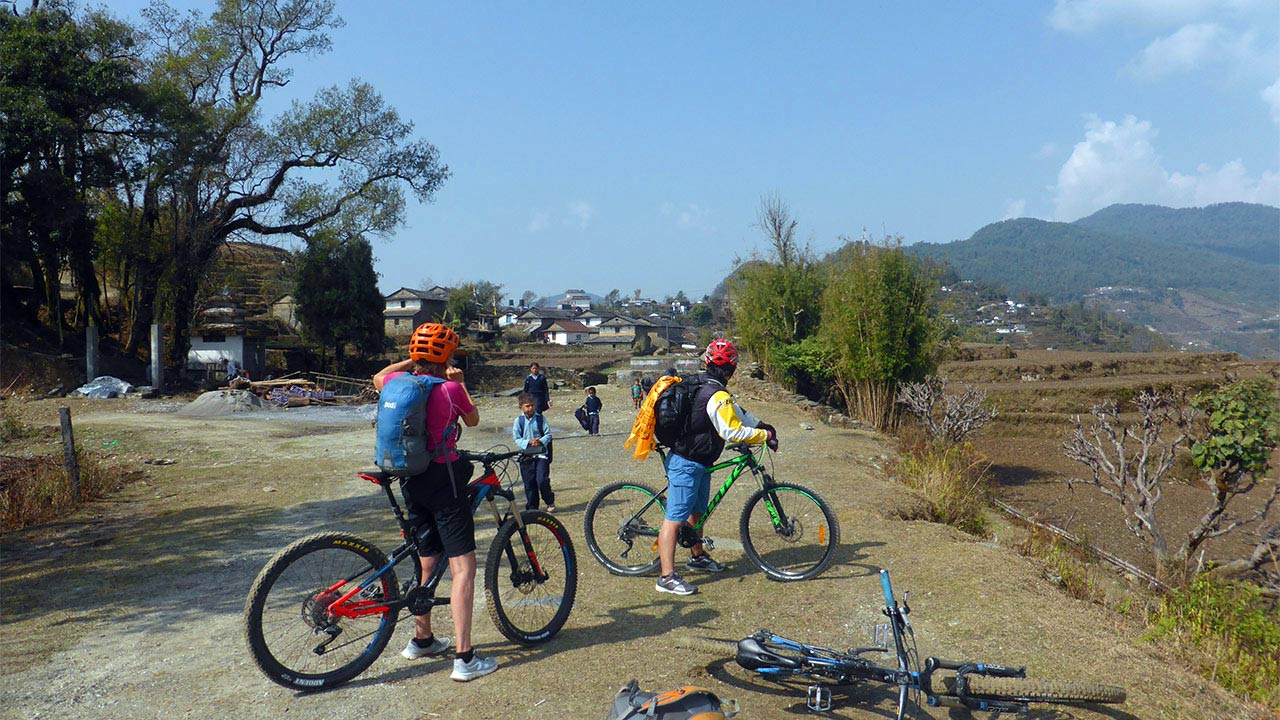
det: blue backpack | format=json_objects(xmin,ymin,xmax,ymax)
[{"xmin": 374, "ymin": 374, "xmax": 449, "ymax": 475}]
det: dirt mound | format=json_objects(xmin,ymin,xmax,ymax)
[{"xmin": 176, "ymin": 389, "xmax": 266, "ymax": 417}]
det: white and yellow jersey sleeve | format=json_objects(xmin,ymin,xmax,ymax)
[{"xmin": 706, "ymin": 390, "xmax": 769, "ymax": 445}]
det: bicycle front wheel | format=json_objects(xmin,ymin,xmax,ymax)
[
  {"xmin": 485, "ymin": 510, "xmax": 578, "ymax": 644},
  {"xmin": 244, "ymin": 532, "xmax": 399, "ymax": 690},
  {"xmin": 583, "ymin": 481, "xmax": 665, "ymax": 576},
  {"xmin": 740, "ymin": 483, "xmax": 840, "ymax": 581},
  {"xmin": 947, "ymin": 676, "xmax": 1127, "ymax": 705}
]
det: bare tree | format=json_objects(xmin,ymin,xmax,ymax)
[
  {"xmin": 898, "ymin": 375, "xmax": 996, "ymax": 444},
  {"xmin": 755, "ymin": 193, "xmax": 799, "ymax": 270},
  {"xmin": 1063, "ymin": 389, "xmax": 1279, "ymax": 584}
]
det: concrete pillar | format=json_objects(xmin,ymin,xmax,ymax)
[
  {"xmin": 85, "ymin": 326, "xmax": 99, "ymax": 381},
  {"xmin": 150, "ymin": 324, "xmax": 163, "ymax": 390}
]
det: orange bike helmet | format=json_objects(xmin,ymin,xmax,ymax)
[
  {"xmin": 703, "ymin": 338, "xmax": 739, "ymax": 367},
  {"xmin": 408, "ymin": 323, "xmax": 459, "ymax": 363}
]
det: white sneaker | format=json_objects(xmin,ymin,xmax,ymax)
[
  {"xmin": 451, "ymin": 654, "xmax": 498, "ymax": 681},
  {"xmin": 401, "ymin": 635, "xmax": 450, "ymax": 659},
  {"xmin": 655, "ymin": 572, "xmax": 698, "ymax": 595}
]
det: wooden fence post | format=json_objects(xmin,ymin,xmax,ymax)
[{"xmin": 59, "ymin": 407, "xmax": 80, "ymax": 500}]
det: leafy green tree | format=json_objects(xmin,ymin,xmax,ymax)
[
  {"xmin": 686, "ymin": 303, "xmax": 712, "ymax": 327},
  {"xmin": 728, "ymin": 196, "xmax": 823, "ymax": 374},
  {"xmin": 819, "ymin": 237, "xmax": 947, "ymax": 430},
  {"xmin": 128, "ymin": 0, "xmax": 448, "ymax": 370},
  {"xmin": 1186, "ymin": 378, "xmax": 1279, "ymax": 576},
  {"xmin": 443, "ymin": 281, "xmax": 501, "ymax": 328},
  {"xmin": 294, "ymin": 232, "xmax": 384, "ymax": 371},
  {"xmin": 604, "ymin": 288, "xmax": 621, "ymax": 309},
  {"xmin": 1, "ymin": 4, "xmax": 148, "ymax": 341}
]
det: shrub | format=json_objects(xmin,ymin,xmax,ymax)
[
  {"xmin": 1013, "ymin": 527, "xmax": 1103, "ymax": 603},
  {"xmin": 1146, "ymin": 575, "xmax": 1280, "ymax": 708},
  {"xmin": 892, "ymin": 442, "xmax": 991, "ymax": 537},
  {"xmin": 0, "ymin": 452, "xmax": 127, "ymax": 531}
]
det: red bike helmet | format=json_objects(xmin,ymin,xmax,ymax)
[
  {"xmin": 703, "ymin": 338, "xmax": 739, "ymax": 368},
  {"xmin": 408, "ymin": 322, "xmax": 460, "ymax": 363}
]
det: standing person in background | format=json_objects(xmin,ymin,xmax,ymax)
[
  {"xmin": 583, "ymin": 386, "xmax": 603, "ymax": 436},
  {"xmin": 512, "ymin": 392, "xmax": 555, "ymax": 512},
  {"xmin": 631, "ymin": 377, "xmax": 644, "ymax": 409},
  {"xmin": 523, "ymin": 362, "xmax": 551, "ymax": 413}
]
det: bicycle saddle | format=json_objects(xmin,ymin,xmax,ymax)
[
  {"xmin": 358, "ymin": 469, "xmax": 396, "ymax": 486},
  {"xmin": 736, "ymin": 637, "xmax": 802, "ymax": 671}
]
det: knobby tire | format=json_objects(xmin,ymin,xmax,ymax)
[
  {"xmin": 583, "ymin": 481, "xmax": 665, "ymax": 576},
  {"xmin": 485, "ymin": 510, "xmax": 578, "ymax": 644},
  {"xmin": 947, "ymin": 676, "xmax": 1127, "ymax": 705},
  {"xmin": 244, "ymin": 532, "xmax": 399, "ymax": 691},
  {"xmin": 739, "ymin": 482, "xmax": 840, "ymax": 581}
]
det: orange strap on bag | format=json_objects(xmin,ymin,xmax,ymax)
[{"xmin": 623, "ymin": 375, "xmax": 683, "ymax": 461}]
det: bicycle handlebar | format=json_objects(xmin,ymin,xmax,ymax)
[
  {"xmin": 879, "ymin": 569, "xmax": 895, "ymax": 607},
  {"xmin": 455, "ymin": 447, "xmax": 525, "ymax": 465}
]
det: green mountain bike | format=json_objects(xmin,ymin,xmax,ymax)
[{"xmin": 583, "ymin": 443, "xmax": 839, "ymax": 581}]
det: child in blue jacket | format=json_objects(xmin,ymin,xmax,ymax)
[{"xmin": 512, "ymin": 392, "xmax": 555, "ymax": 511}]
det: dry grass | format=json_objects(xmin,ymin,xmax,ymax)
[
  {"xmin": 890, "ymin": 440, "xmax": 993, "ymax": 537},
  {"xmin": 0, "ymin": 450, "xmax": 130, "ymax": 531},
  {"xmin": 1013, "ymin": 526, "xmax": 1105, "ymax": 603}
]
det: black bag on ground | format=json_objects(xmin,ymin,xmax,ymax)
[
  {"xmin": 575, "ymin": 405, "xmax": 591, "ymax": 431},
  {"xmin": 604, "ymin": 680, "xmax": 737, "ymax": 720}
]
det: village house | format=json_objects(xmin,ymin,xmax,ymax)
[
  {"xmin": 383, "ymin": 286, "xmax": 450, "ymax": 336},
  {"xmin": 540, "ymin": 319, "xmax": 595, "ymax": 345}
]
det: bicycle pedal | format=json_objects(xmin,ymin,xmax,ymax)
[
  {"xmin": 701, "ymin": 537, "xmax": 716, "ymax": 551},
  {"xmin": 806, "ymin": 685, "xmax": 832, "ymax": 712},
  {"xmin": 873, "ymin": 622, "xmax": 892, "ymax": 647}
]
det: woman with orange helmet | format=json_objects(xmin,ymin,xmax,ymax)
[{"xmin": 371, "ymin": 322, "xmax": 497, "ymax": 681}]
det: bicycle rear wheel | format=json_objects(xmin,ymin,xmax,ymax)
[
  {"xmin": 244, "ymin": 532, "xmax": 399, "ymax": 690},
  {"xmin": 740, "ymin": 482, "xmax": 840, "ymax": 581},
  {"xmin": 583, "ymin": 481, "xmax": 665, "ymax": 576},
  {"xmin": 485, "ymin": 510, "xmax": 578, "ymax": 644},
  {"xmin": 945, "ymin": 676, "xmax": 1127, "ymax": 705}
]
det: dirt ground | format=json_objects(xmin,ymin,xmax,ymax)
[{"xmin": 0, "ymin": 378, "xmax": 1271, "ymax": 720}]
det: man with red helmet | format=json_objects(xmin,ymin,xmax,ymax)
[
  {"xmin": 656, "ymin": 339, "xmax": 778, "ymax": 596},
  {"xmin": 371, "ymin": 323, "xmax": 497, "ymax": 681}
]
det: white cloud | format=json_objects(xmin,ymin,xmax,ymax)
[
  {"xmin": 1052, "ymin": 115, "xmax": 1280, "ymax": 220},
  {"xmin": 1001, "ymin": 199, "xmax": 1028, "ymax": 220},
  {"xmin": 1050, "ymin": 0, "xmax": 1271, "ymax": 33},
  {"xmin": 660, "ymin": 201, "xmax": 714, "ymax": 232},
  {"xmin": 526, "ymin": 210, "xmax": 551, "ymax": 234},
  {"xmin": 1127, "ymin": 23, "xmax": 1261, "ymax": 79},
  {"xmin": 567, "ymin": 200, "xmax": 594, "ymax": 229},
  {"xmin": 1263, "ymin": 78, "xmax": 1280, "ymax": 124}
]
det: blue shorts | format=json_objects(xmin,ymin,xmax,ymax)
[{"xmin": 664, "ymin": 453, "xmax": 710, "ymax": 521}]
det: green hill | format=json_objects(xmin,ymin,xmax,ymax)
[
  {"xmin": 1075, "ymin": 202, "xmax": 1279, "ymax": 266},
  {"xmin": 908, "ymin": 203, "xmax": 1278, "ymax": 310}
]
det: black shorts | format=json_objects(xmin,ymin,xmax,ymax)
[{"xmin": 400, "ymin": 458, "xmax": 476, "ymax": 558}]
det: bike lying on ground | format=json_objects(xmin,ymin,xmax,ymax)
[
  {"xmin": 244, "ymin": 447, "xmax": 578, "ymax": 691},
  {"xmin": 583, "ymin": 443, "xmax": 839, "ymax": 582},
  {"xmin": 677, "ymin": 569, "xmax": 1126, "ymax": 719}
]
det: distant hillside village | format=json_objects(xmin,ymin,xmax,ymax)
[
  {"xmin": 185, "ymin": 243, "xmax": 704, "ymax": 378},
  {"xmin": 382, "ymin": 286, "xmax": 699, "ymax": 349}
]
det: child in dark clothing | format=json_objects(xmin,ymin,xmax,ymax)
[
  {"xmin": 512, "ymin": 392, "xmax": 555, "ymax": 511},
  {"xmin": 584, "ymin": 386, "xmax": 603, "ymax": 436}
]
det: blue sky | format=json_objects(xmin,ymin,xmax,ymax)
[{"xmin": 107, "ymin": 1, "xmax": 1280, "ymax": 302}]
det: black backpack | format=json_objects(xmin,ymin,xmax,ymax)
[
  {"xmin": 653, "ymin": 375, "xmax": 705, "ymax": 448},
  {"xmin": 604, "ymin": 680, "xmax": 737, "ymax": 720}
]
